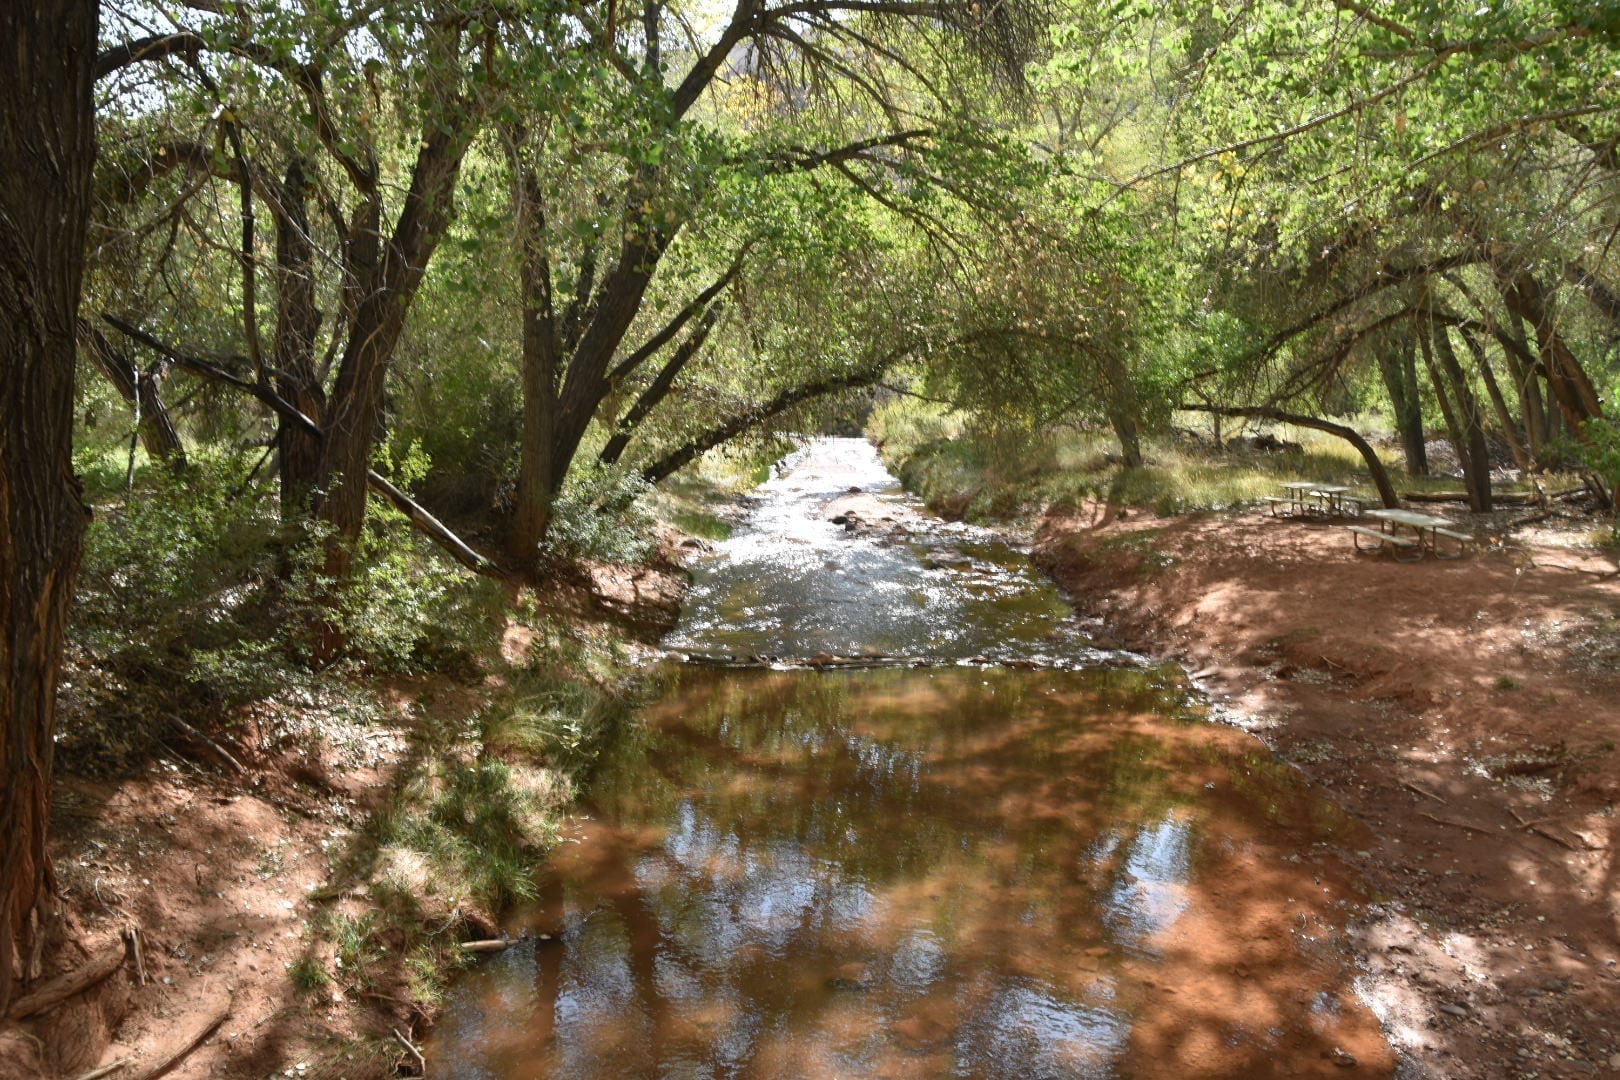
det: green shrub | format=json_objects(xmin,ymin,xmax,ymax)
[{"xmin": 544, "ymin": 461, "xmax": 657, "ymax": 564}]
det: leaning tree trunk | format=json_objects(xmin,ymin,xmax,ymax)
[
  {"xmin": 1417, "ymin": 327, "xmax": 1472, "ymax": 502},
  {"xmin": 317, "ymin": 121, "xmax": 473, "ymax": 584},
  {"xmin": 1179, "ymin": 403, "xmax": 1400, "ymax": 508},
  {"xmin": 1501, "ymin": 272, "xmax": 1604, "ymax": 434},
  {"xmin": 84, "ymin": 325, "xmax": 186, "ymax": 466},
  {"xmin": 1457, "ymin": 327, "xmax": 1532, "ymax": 477},
  {"xmin": 0, "ymin": 0, "xmax": 96, "ymax": 1015}
]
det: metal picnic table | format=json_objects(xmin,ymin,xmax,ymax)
[
  {"xmin": 1351, "ymin": 508, "xmax": 1475, "ymax": 561},
  {"xmin": 1268, "ymin": 482, "xmax": 1362, "ymax": 518}
]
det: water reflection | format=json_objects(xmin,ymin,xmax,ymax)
[{"xmin": 428, "ymin": 668, "xmax": 1386, "ymax": 1078}]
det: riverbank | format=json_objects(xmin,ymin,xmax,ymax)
[
  {"xmin": 1032, "ymin": 503, "xmax": 1620, "ymax": 1079},
  {"xmin": 2, "ymin": 558, "xmax": 689, "ymax": 1080}
]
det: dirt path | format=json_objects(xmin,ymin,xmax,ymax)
[{"xmin": 1034, "ymin": 505, "xmax": 1620, "ymax": 1079}]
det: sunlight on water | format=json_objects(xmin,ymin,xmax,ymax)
[
  {"xmin": 425, "ymin": 439, "xmax": 1394, "ymax": 1079},
  {"xmin": 666, "ymin": 438, "xmax": 1089, "ymax": 663}
]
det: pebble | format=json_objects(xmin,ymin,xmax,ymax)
[{"xmin": 1439, "ymin": 1003, "xmax": 1469, "ymax": 1018}]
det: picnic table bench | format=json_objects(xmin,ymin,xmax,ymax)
[{"xmin": 1352, "ymin": 508, "xmax": 1477, "ymax": 560}]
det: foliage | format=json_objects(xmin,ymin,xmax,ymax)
[{"xmin": 542, "ymin": 462, "xmax": 658, "ymax": 564}]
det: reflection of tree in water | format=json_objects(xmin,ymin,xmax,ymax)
[{"xmin": 432, "ymin": 665, "xmax": 1369, "ymax": 1077}]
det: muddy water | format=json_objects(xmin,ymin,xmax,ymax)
[{"xmin": 427, "ymin": 440, "xmax": 1393, "ymax": 1078}]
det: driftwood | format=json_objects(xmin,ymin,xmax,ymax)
[
  {"xmin": 5, "ymin": 944, "xmax": 125, "ymax": 1019},
  {"xmin": 459, "ymin": 938, "xmax": 514, "ymax": 953},
  {"xmin": 133, "ymin": 997, "xmax": 230, "ymax": 1080}
]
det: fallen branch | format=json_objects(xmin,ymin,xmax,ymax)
[
  {"xmin": 168, "ymin": 716, "xmax": 245, "ymax": 774},
  {"xmin": 71, "ymin": 1060, "xmax": 130, "ymax": 1080},
  {"xmin": 1419, "ymin": 811, "xmax": 1497, "ymax": 836},
  {"xmin": 1401, "ymin": 779, "xmax": 1447, "ymax": 804},
  {"xmin": 1402, "ymin": 490, "xmax": 1542, "ymax": 505},
  {"xmin": 459, "ymin": 938, "xmax": 514, "ymax": 953},
  {"xmin": 1527, "ymin": 824, "xmax": 1585, "ymax": 851},
  {"xmin": 5, "ymin": 944, "xmax": 125, "ymax": 1020},
  {"xmin": 133, "ymin": 997, "xmax": 230, "ymax": 1080},
  {"xmin": 101, "ymin": 314, "xmax": 500, "ymax": 579},
  {"xmin": 393, "ymin": 1027, "xmax": 427, "ymax": 1072}
]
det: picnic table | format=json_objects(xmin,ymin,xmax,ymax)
[
  {"xmin": 1265, "ymin": 482, "xmax": 1366, "ymax": 518},
  {"xmin": 1349, "ymin": 508, "xmax": 1475, "ymax": 560}
]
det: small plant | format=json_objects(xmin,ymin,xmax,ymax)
[
  {"xmin": 1494, "ymin": 675, "xmax": 1521, "ymax": 691},
  {"xmin": 289, "ymin": 952, "xmax": 332, "ymax": 993}
]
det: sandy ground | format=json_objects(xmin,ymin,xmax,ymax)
[{"xmin": 1034, "ymin": 503, "xmax": 1620, "ymax": 1080}]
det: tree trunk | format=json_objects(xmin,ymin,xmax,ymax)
[
  {"xmin": 1501, "ymin": 272, "xmax": 1604, "ymax": 435},
  {"xmin": 1458, "ymin": 327, "xmax": 1532, "ymax": 477},
  {"xmin": 1180, "ymin": 404, "xmax": 1400, "ymax": 508},
  {"xmin": 1374, "ymin": 330, "xmax": 1426, "ymax": 476},
  {"xmin": 0, "ymin": 0, "xmax": 96, "ymax": 1014},
  {"xmin": 317, "ymin": 120, "xmax": 474, "ymax": 583},
  {"xmin": 1419, "ymin": 324, "xmax": 1489, "ymax": 512},
  {"xmin": 1496, "ymin": 308, "xmax": 1548, "ymax": 467},
  {"xmin": 1429, "ymin": 324, "xmax": 1492, "ymax": 511},
  {"xmin": 83, "ymin": 325, "xmax": 186, "ymax": 466},
  {"xmin": 1096, "ymin": 349, "xmax": 1144, "ymax": 467},
  {"xmin": 508, "ymin": 153, "xmax": 560, "ymax": 565},
  {"xmin": 272, "ymin": 159, "xmax": 326, "ymax": 520}
]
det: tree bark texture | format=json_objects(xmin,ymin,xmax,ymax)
[
  {"xmin": 272, "ymin": 159, "xmax": 327, "ymax": 520},
  {"xmin": 0, "ymin": 0, "xmax": 96, "ymax": 1014}
]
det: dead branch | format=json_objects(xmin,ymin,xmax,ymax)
[
  {"xmin": 168, "ymin": 716, "xmax": 245, "ymax": 774},
  {"xmin": 133, "ymin": 997, "xmax": 231, "ymax": 1080}
]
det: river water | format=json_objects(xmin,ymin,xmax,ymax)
[{"xmin": 426, "ymin": 439, "xmax": 1394, "ymax": 1078}]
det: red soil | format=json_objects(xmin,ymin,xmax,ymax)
[{"xmin": 1034, "ymin": 503, "xmax": 1620, "ymax": 1079}]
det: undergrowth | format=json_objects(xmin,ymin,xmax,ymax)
[{"xmin": 869, "ymin": 398, "xmax": 1559, "ymax": 524}]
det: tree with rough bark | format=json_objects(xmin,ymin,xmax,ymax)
[{"xmin": 1, "ymin": 0, "xmax": 97, "ymax": 1015}]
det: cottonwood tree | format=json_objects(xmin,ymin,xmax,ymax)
[{"xmin": 1, "ymin": 0, "xmax": 97, "ymax": 1014}]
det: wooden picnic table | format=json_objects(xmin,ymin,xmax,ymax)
[{"xmin": 1351, "ymin": 508, "xmax": 1474, "ymax": 560}]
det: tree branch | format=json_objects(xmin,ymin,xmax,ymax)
[{"xmin": 101, "ymin": 315, "xmax": 499, "ymax": 576}]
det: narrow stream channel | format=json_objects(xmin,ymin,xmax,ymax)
[{"xmin": 426, "ymin": 439, "xmax": 1395, "ymax": 1078}]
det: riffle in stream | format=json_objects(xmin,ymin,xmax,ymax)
[{"xmin": 426, "ymin": 439, "xmax": 1394, "ymax": 1078}]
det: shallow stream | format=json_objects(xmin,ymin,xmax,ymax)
[{"xmin": 426, "ymin": 439, "xmax": 1393, "ymax": 1078}]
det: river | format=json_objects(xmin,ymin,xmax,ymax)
[{"xmin": 425, "ymin": 438, "xmax": 1394, "ymax": 1078}]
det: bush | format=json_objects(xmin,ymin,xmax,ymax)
[{"xmin": 544, "ymin": 461, "xmax": 657, "ymax": 564}]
